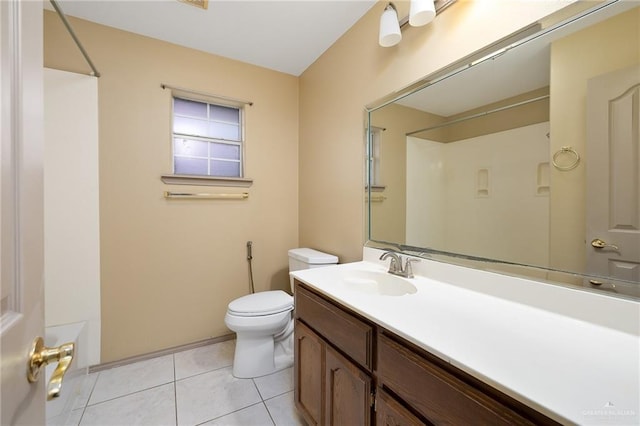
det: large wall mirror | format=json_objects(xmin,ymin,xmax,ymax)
[{"xmin": 366, "ymin": 0, "xmax": 639, "ymax": 299}]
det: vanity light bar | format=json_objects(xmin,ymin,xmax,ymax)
[{"xmin": 398, "ymin": 0, "xmax": 458, "ymax": 28}]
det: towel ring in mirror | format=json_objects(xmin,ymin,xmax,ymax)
[{"xmin": 552, "ymin": 146, "xmax": 580, "ymax": 171}]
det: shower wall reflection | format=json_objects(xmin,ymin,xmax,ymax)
[{"xmin": 368, "ymin": 3, "xmax": 640, "ymax": 297}]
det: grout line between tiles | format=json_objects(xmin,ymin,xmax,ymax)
[
  {"xmin": 59, "ymin": 340, "xmax": 296, "ymax": 426},
  {"xmin": 71, "ymin": 372, "xmax": 98, "ymax": 426},
  {"xmin": 173, "ymin": 354, "xmax": 179, "ymax": 426},
  {"xmin": 262, "ymin": 401, "xmax": 277, "ymax": 426},
  {"xmin": 262, "ymin": 389, "xmax": 293, "ymax": 403},
  {"xmin": 192, "ymin": 401, "xmax": 268, "ymax": 426},
  {"xmin": 66, "ymin": 407, "xmax": 85, "ymax": 426},
  {"xmin": 177, "ymin": 367, "xmax": 240, "ymax": 387},
  {"xmin": 251, "ymin": 377, "xmax": 265, "ymax": 401},
  {"xmin": 89, "ymin": 335, "xmax": 234, "ymax": 373},
  {"xmin": 86, "ymin": 381, "xmax": 175, "ymax": 408},
  {"xmin": 82, "ymin": 372, "xmax": 99, "ymax": 409},
  {"xmin": 174, "ymin": 363, "xmax": 234, "ymax": 383}
]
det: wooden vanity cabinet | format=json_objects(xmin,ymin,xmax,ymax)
[
  {"xmin": 293, "ymin": 280, "xmax": 559, "ymax": 426},
  {"xmin": 324, "ymin": 343, "xmax": 373, "ymax": 426},
  {"xmin": 294, "ymin": 320, "xmax": 324, "ymax": 425},
  {"xmin": 377, "ymin": 332, "xmax": 545, "ymax": 426},
  {"xmin": 294, "ymin": 282, "xmax": 374, "ymax": 426},
  {"xmin": 376, "ymin": 389, "xmax": 426, "ymax": 426}
]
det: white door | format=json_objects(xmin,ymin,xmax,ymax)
[
  {"xmin": 586, "ymin": 64, "xmax": 640, "ymax": 296},
  {"xmin": 0, "ymin": 0, "xmax": 46, "ymax": 424}
]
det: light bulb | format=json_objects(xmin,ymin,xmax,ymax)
[
  {"xmin": 379, "ymin": 4, "xmax": 402, "ymax": 47},
  {"xmin": 409, "ymin": 0, "xmax": 436, "ymax": 27}
]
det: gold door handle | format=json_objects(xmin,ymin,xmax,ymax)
[
  {"xmin": 27, "ymin": 336, "xmax": 75, "ymax": 401},
  {"xmin": 591, "ymin": 238, "xmax": 619, "ymax": 251}
]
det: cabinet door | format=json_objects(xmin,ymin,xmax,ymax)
[
  {"xmin": 376, "ymin": 389, "xmax": 426, "ymax": 426},
  {"xmin": 295, "ymin": 320, "xmax": 324, "ymax": 426},
  {"xmin": 324, "ymin": 344, "xmax": 372, "ymax": 426}
]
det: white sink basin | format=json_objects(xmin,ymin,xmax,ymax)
[{"xmin": 343, "ymin": 270, "xmax": 417, "ymax": 296}]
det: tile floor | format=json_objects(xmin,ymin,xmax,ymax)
[{"xmin": 49, "ymin": 340, "xmax": 305, "ymax": 426}]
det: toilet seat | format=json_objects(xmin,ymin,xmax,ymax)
[
  {"xmin": 225, "ymin": 248, "xmax": 337, "ymax": 378},
  {"xmin": 227, "ymin": 290, "xmax": 293, "ymax": 317}
]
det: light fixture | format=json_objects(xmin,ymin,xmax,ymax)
[
  {"xmin": 409, "ymin": 0, "xmax": 436, "ymax": 27},
  {"xmin": 178, "ymin": 0, "xmax": 208, "ymax": 10},
  {"xmin": 379, "ymin": 3, "xmax": 402, "ymax": 47},
  {"xmin": 378, "ymin": 0, "xmax": 456, "ymax": 47}
]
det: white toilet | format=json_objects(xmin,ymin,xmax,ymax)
[{"xmin": 224, "ymin": 248, "xmax": 338, "ymax": 378}]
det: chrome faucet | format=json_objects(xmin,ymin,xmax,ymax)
[
  {"xmin": 379, "ymin": 251, "xmax": 420, "ymax": 278},
  {"xmin": 379, "ymin": 251, "xmax": 402, "ymax": 275}
]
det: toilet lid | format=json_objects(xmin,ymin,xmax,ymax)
[{"xmin": 228, "ymin": 290, "xmax": 293, "ymax": 316}]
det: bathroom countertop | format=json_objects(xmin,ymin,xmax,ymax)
[{"xmin": 290, "ymin": 250, "xmax": 640, "ymax": 425}]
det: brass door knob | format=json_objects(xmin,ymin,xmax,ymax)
[
  {"xmin": 591, "ymin": 238, "xmax": 619, "ymax": 251},
  {"xmin": 27, "ymin": 336, "xmax": 75, "ymax": 400}
]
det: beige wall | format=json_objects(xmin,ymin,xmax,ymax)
[
  {"xmin": 44, "ymin": 12, "xmax": 299, "ymax": 362},
  {"xmin": 369, "ymin": 104, "xmax": 442, "ymax": 243},
  {"xmin": 43, "ymin": 0, "xmax": 578, "ymax": 363},
  {"xmin": 298, "ymin": 0, "xmax": 572, "ymax": 264},
  {"xmin": 549, "ymin": 7, "xmax": 639, "ymax": 274}
]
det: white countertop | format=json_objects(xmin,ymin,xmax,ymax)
[{"xmin": 290, "ymin": 248, "xmax": 640, "ymax": 425}]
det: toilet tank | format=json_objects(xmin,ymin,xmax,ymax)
[
  {"xmin": 288, "ymin": 248, "xmax": 339, "ymax": 272},
  {"xmin": 288, "ymin": 248, "xmax": 338, "ymax": 291}
]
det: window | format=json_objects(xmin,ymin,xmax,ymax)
[
  {"xmin": 172, "ymin": 97, "xmax": 243, "ymax": 178},
  {"xmin": 366, "ymin": 126, "xmax": 384, "ymax": 190}
]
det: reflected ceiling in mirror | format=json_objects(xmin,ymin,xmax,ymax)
[{"xmin": 366, "ymin": 0, "xmax": 640, "ymax": 299}]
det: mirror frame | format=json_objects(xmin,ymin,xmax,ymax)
[{"xmin": 364, "ymin": 0, "xmax": 639, "ymax": 301}]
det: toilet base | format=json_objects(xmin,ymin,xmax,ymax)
[
  {"xmin": 224, "ymin": 293, "xmax": 296, "ymax": 379},
  {"xmin": 232, "ymin": 332, "xmax": 293, "ymax": 378},
  {"xmin": 274, "ymin": 328, "xmax": 294, "ymax": 371}
]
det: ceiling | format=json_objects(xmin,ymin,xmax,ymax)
[
  {"xmin": 396, "ymin": 0, "xmax": 637, "ymax": 117},
  {"xmin": 45, "ymin": 0, "xmax": 377, "ymax": 76},
  {"xmin": 396, "ymin": 38, "xmax": 551, "ymax": 117}
]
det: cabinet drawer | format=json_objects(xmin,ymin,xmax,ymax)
[
  {"xmin": 376, "ymin": 389, "xmax": 427, "ymax": 426},
  {"xmin": 377, "ymin": 334, "xmax": 535, "ymax": 426},
  {"xmin": 295, "ymin": 282, "xmax": 373, "ymax": 370}
]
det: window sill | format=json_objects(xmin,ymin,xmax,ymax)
[{"xmin": 161, "ymin": 174, "xmax": 253, "ymax": 187}]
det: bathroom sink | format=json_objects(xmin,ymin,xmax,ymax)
[{"xmin": 343, "ymin": 270, "xmax": 417, "ymax": 296}]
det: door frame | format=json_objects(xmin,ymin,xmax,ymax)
[{"xmin": 0, "ymin": 0, "xmax": 46, "ymax": 424}]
